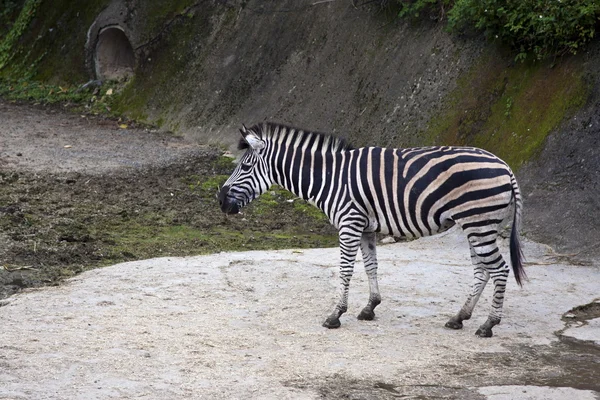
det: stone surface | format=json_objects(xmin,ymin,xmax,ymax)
[
  {"xmin": 478, "ymin": 386, "xmax": 598, "ymax": 400},
  {"xmin": 563, "ymin": 317, "xmax": 600, "ymax": 346},
  {"xmin": 1, "ymin": 230, "xmax": 598, "ymax": 399}
]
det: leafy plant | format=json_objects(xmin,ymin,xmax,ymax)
[
  {"xmin": 448, "ymin": 0, "xmax": 600, "ymax": 60},
  {"xmin": 0, "ymin": 78, "xmax": 131, "ymax": 118},
  {"xmin": 387, "ymin": 0, "xmax": 600, "ymax": 61}
]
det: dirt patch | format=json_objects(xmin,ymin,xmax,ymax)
[
  {"xmin": 0, "ymin": 100, "xmax": 337, "ymax": 299},
  {"xmin": 563, "ymin": 301, "xmax": 600, "ymax": 323}
]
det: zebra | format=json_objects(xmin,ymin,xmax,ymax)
[{"xmin": 218, "ymin": 122, "xmax": 526, "ymax": 338}]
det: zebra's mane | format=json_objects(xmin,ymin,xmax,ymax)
[{"xmin": 238, "ymin": 122, "xmax": 353, "ymax": 152}]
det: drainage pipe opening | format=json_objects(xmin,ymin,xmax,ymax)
[{"xmin": 94, "ymin": 26, "xmax": 135, "ymax": 80}]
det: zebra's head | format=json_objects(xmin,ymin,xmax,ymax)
[{"xmin": 218, "ymin": 124, "xmax": 272, "ymax": 215}]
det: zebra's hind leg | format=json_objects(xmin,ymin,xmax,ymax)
[
  {"xmin": 323, "ymin": 228, "xmax": 362, "ymax": 329},
  {"xmin": 357, "ymin": 232, "xmax": 381, "ymax": 321},
  {"xmin": 462, "ymin": 235, "xmax": 509, "ymax": 337},
  {"xmin": 446, "ymin": 243, "xmax": 490, "ymax": 330},
  {"xmin": 475, "ymin": 261, "xmax": 509, "ymax": 338}
]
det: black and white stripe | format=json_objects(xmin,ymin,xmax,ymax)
[{"xmin": 219, "ymin": 122, "xmax": 526, "ymax": 337}]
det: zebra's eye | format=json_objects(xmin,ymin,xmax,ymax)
[{"xmin": 240, "ymin": 162, "xmax": 253, "ymax": 172}]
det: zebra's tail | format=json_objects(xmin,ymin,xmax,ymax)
[{"xmin": 509, "ymin": 172, "xmax": 527, "ymax": 287}]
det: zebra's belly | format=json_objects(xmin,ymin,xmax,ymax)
[{"xmin": 369, "ymin": 212, "xmax": 456, "ymax": 238}]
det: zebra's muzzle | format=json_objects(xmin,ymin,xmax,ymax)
[{"xmin": 218, "ymin": 185, "xmax": 241, "ymax": 215}]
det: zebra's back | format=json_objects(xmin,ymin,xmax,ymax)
[{"xmin": 345, "ymin": 146, "xmax": 516, "ymax": 238}]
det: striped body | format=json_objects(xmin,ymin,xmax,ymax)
[
  {"xmin": 219, "ymin": 123, "xmax": 526, "ymax": 337},
  {"xmin": 306, "ymin": 146, "xmax": 514, "ymax": 238}
]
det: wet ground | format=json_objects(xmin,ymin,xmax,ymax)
[{"xmin": 0, "ymin": 101, "xmax": 598, "ymax": 399}]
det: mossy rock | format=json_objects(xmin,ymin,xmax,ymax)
[{"xmin": 424, "ymin": 50, "xmax": 589, "ymax": 169}]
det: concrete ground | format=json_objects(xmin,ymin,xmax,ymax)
[{"xmin": 1, "ymin": 230, "xmax": 598, "ymax": 399}]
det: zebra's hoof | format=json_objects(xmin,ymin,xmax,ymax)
[
  {"xmin": 445, "ymin": 320, "xmax": 463, "ymax": 330},
  {"xmin": 323, "ymin": 316, "xmax": 341, "ymax": 329},
  {"xmin": 357, "ymin": 308, "xmax": 375, "ymax": 321},
  {"xmin": 475, "ymin": 327, "xmax": 493, "ymax": 338}
]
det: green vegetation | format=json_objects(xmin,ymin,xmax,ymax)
[
  {"xmin": 247, "ymin": 186, "xmax": 329, "ymax": 223},
  {"xmin": 391, "ymin": 0, "xmax": 600, "ymax": 61},
  {"xmin": 0, "ymin": 0, "xmax": 111, "ymax": 83},
  {"xmin": 0, "ymin": 150, "xmax": 338, "ymax": 294},
  {"xmin": 0, "ymin": 80, "xmax": 86, "ymax": 103},
  {"xmin": 0, "ymin": 0, "xmax": 40, "ymax": 71},
  {"xmin": 293, "ymin": 199, "xmax": 329, "ymax": 222},
  {"xmin": 112, "ymin": 6, "xmax": 223, "ymax": 129},
  {"xmin": 0, "ymin": 0, "xmax": 22, "ymax": 37},
  {"xmin": 423, "ymin": 51, "xmax": 589, "ymax": 168},
  {"xmin": 0, "ymin": 0, "xmax": 214, "ymax": 131},
  {"xmin": 180, "ymin": 176, "xmax": 331, "ymax": 224},
  {"xmin": 182, "ymin": 174, "xmax": 229, "ymax": 193},
  {"xmin": 140, "ymin": 0, "xmax": 198, "ymax": 34},
  {"xmin": 0, "ymin": 78, "xmax": 132, "ymax": 119}
]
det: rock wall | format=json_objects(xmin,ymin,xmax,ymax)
[
  {"xmin": 110, "ymin": 1, "xmax": 484, "ymax": 149},
  {"xmin": 518, "ymin": 41, "xmax": 600, "ymax": 258}
]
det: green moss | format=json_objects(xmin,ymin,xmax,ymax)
[
  {"xmin": 422, "ymin": 50, "xmax": 501, "ymax": 147},
  {"xmin": 112, "ymin": 12, "xmax": 206, "ymax": 125},
  {"xmin": 0, "ymin": 157, "xmax": 339, "ymax": 288},
  {"xmin": 1, "ymin": 0, "xmax": 111, "ymax": 83},
  {"xmin": 473, "ymin": 59, "xmax": 587, "ymax": 168},
  {"xmin": 200, "ymin": 175, "xmax": 228, "ymax": 192},
  {"xmin": 0, "ymin": 0, "xmax": 210, "ymax": 125},
  {"xmin": 0, "ymin": 1, "xmax": 23, "ymax": 38},
  {"xmin": 181, "ymin": 174, "xmax": 228, "ymax": 194},
  {"xmin": 112, "ymin": 76, "xmax": 149, "ymax": 121},
  {"xmin": 213, "ymin": 155, "xmax": 236, "ymax": 171},
  {"xmin": 113, "ymin": 5, "xmax": 242, "ymax": 129},
  {"xmin": 113, "ymin": 0, "xmax": 204, "ymax": 123},
  {"xmin": 423, "ymin": 51, "xmax": 589, "ymax": 169},
  {"xmin": 244, "ymin": 185, "xmax": 328, "ymax": 223},
  {"xmin": 293, "ymin": 199, "xmax": 329, "ymax": 222},
  {"xmin": 140, "ymin": 0, "xmax": 198, "ymax": 35},
  {"xmin": 0, "ymin": 0, "xmax": 41, "ymax": 72},
  {"xmin": 180, "ymin": 155, "xmax": 235, "ymax": 194},
  {"xmin": 95, "ymin": 199, "xmax": 336, "ymax": 263},
  {"xmin": 249, "ymin": 191, "xmax": 280, "ymax": 215},
  {"xmin": 105, "ymin": 223, "xmax": 212, "ymax": 259}
]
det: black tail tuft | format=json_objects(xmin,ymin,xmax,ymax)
[
  {"xmin": 510, "ymin": 204, "xmax": 527, "ymax": 287},
  {"xmin": 510, "ymin": 222, "xmax": 527, "ymax": 286}
]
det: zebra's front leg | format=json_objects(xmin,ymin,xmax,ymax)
[
  {"xmin": 357, "ymin": 232, "xmax": 381, "ymax": 321},
  {"xmin": 323, "ymin": 229, "xmax": 362, "ymax": 329}
]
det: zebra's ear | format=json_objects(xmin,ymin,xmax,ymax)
[{"xmin": 239, "ymin": 125, "xmax": 265, "ymax": 150}]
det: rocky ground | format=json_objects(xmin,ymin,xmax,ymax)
[{"xmin": 0, "ymin": 101, "xmax": 598, "ymax": 399}]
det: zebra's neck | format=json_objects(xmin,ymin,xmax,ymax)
[{"xmin": 257, "ymin": 122, "xmax": 350, "ymax": 208}]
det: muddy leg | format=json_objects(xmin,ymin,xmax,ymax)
[
  {"xmin": 446, "ymin": 243, "xmax": 490, "ymax": 330},
  {"xmin": 323, "ymin": 228, "xmax": 361, "ymax": 329},
  {"xmin": 357, "ymin": 232, "xmax": 381, "ymax": 321}
]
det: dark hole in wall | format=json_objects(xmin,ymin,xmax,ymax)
[{"xmin": 94, "ymin": 27, "xmax": 135, "ymax": 80}]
